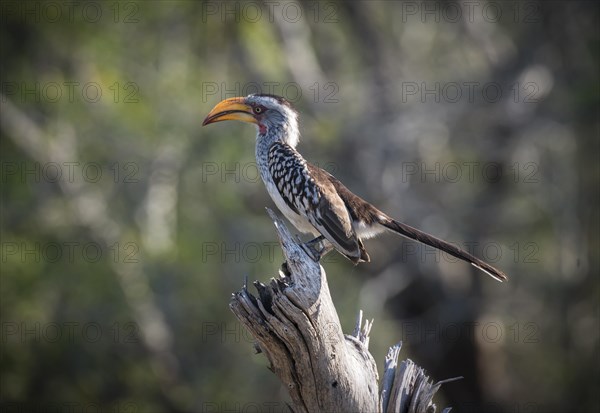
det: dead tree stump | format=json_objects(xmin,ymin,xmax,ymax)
[{"xmin": 229, "ymin": 209, "xmax": 456, "ymax": 413}]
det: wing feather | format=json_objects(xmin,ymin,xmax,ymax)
[{"xmin": 268, "ymin": 142, "xmax": 361, "ymax": 258}]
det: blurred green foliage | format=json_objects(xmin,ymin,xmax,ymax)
[{"xmin": 1, "ymin": 1, "xmax": 598, "ymax": 412}]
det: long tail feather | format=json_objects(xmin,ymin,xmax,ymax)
[{"xmin": 379, "ymin": 217, "xmax": 508, "ymax": 282}]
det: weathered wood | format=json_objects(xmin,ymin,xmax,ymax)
[
  {"xmin": 229, "ymin": 208, "xmax": 454, "ymax": 412},
  {"xmin": 380, "ymin": 342, "xmax": 460, "ymax": 413}
]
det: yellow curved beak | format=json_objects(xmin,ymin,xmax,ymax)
[{"xmin": 202, "ymin": 97, "xmax": 257, "ymax": 126}]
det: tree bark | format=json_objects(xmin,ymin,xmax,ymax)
[{"xmin": 229, "ymin": 208, "xmax": 455, "ymax": 413}]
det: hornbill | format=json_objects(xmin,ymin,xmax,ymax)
[{"xmin": 202, "ymin": 94, "xmax": 507, "ymax": 282}]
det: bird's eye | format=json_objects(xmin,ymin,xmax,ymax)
[{"xmin": 254, "ymin": 106, "xmax": 262, "ymax": 114}]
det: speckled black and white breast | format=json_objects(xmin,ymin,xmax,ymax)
[{"xmin": 255, "ymin": 139, "xmax": 319, "ymax": 235}]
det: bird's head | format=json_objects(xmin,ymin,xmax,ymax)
[{"xmin": 202, "ymin": 94, "xmax": 300, "ymax": 147}]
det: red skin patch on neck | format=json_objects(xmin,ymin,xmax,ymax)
[{"xmin": 258, "ymin": 124, "xmax": 267, "ymax": 134}]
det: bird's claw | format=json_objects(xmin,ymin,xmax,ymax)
[
  {"xmin": 301, "ymin": 242, "xmax": 322, "ymax": 262},
  {"xmin": 279, "ymin": 261, "xmax": 291, "ymax": 277}
]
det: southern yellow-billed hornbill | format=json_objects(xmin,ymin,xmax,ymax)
[{"xmin": 202, "ymin": 94, "xmax": 507, "ymax": 282}]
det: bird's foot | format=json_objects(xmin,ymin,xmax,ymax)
[
  {"xmin": 300, "ymin": 242, "xmax": 322, "ymax": 262},
  {"xmin": 279, "ymin": 261, "xmax": 291, "ymax": 277}
]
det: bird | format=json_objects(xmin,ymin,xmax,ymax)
[{"xmin": 202, "ymin": 94, "xmax": 508, "ymax": 282}]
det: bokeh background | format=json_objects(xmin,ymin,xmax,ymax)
[{"xmin": 1, "ymin": 1, "xmax": 598, "ymax": 412}]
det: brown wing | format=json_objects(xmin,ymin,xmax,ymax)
[
  {"xmin": 268, "ymin": 142, "xmax": 362, "ymax": 259},
  {"xmin": 306, "ymin": 165, "xmax": 361, "ymax": 255}
]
